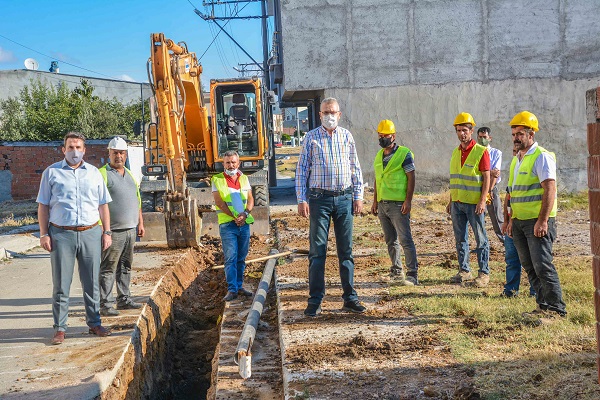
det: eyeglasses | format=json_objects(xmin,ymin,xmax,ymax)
[{"xmin": 321, "ymin": 111, "xmax": 340, "ymax": 116}]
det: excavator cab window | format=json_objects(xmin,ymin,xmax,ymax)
[{"xmin": 215, "ymin": 86, "xmax": 259, "ymax": 158}]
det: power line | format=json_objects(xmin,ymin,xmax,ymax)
[{"xmin": 0, "ymin": 33, "xmax": 117, "ymax": 80}]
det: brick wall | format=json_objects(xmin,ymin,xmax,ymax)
[
  {"xmin": 585, "ymin": 87, "xmax": 600, "ymax": 383},
  {"xmin": 0, "ymin": 140, "xmax": 110, "ymax": 200}
]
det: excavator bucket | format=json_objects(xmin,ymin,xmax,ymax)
[{"xmin": 164, "ymin": 198, "xmax": 202, "ymax": 248}]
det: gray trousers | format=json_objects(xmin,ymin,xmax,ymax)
[
  {"xmin": 49, "ymin": 224, "xmax": 102, "ymax": 331},
  {"xmin": 378, "ymin": 201, "xmax": 419, "ymax": 276},
  {"xmin": 100, "ymin": 228, "xmax": 136, "ymax": 308}
]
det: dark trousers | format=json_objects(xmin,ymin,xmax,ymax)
[
  {"xmin": 511, "ymin": 218, "xmax": 566, "ymax": 315},
  {"xmin": 308, "ymin": 192, "xmax": 358, "ymax": 305}
]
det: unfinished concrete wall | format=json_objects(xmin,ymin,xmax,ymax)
[{"xmin": 280, "ymin": 0, "xmax": 600, "ymax": 192}]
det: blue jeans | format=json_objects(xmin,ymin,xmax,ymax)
[
  {"xmin": 219, "ymin": 222, "xmax": 251, "ymax": 293},
  {"xmin": 503, "ymin": 235, "xmax": 535, "ymax": 296},
  {"xmin": 308, "ymin": 192, "xmax": 358, "ymax": 305},
  {"xmin": 451, "ymin": 202, "xmax": 489, "ymax": 274},
  {"xmin": 378, "ymin": 201, "xmax": 418, "ymax": 276},
  {"xmin": 511, "ymin": 218, "xmax": 566, "ymax": 315}
]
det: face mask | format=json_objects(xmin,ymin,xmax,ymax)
[
  {"xmin": 477, "ymin": 138, "xmax": 490, "ymax": 146},
  {"xmin": 321, "ymin": 114, "xmax": 338, "ymax": 130},
  {"xmin": 378, "ymin": 137, "xmax": 393, "ymax": 148},
  {"xmin": 65, "ymin": 150, "xmax": 84, "ymax": 165},
  {"xmin": 224, "ymin": 168, "xmax": 238, "ymax": 176}
]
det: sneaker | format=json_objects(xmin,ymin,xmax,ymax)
[
  {"xmin": 238, "ymin": 288, "xmax": 253, "ymax": 297},
  {"xmin": 100, "ymin": 307, "xmax": 120, "ymax": 316},
  {"xmin": 405, "ymin": 275, "xmax": 419, "ymax": 285},
  {"xmin": 473, "ymin": 272, "xmax": 490, "ymax": 288},
  {"xmin": 499, "ymin": 291, "xmax": 517, "ymax": 298},
  {"xmin": 117, "ymin": 300, "xmax": 143, "ymax": 310},
  {"xmin": 51, "ymin": 330, "xmax": 65, "ymax": 345},
  {"xmin": 342, "ymin": 301, "xmax": 367, "ymax": 314},
  {"xmin": 389, "ymin": 271, "xmax": 414, "ymax": 286},
  {"xmin": 304, "ymin": 303, "xmax": 322, "ymax": 317},
  {"xmin": 450, "ymin": 271, "xmax": 472, "ymax": 283},
  {"xmin": 223, "ymin": 291, "xmax": 238, "ymax": 302}
]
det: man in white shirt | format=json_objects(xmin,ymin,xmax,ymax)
[{"xmin": 477, "ymin": 127, "xmax": 504, "ymax": 244}]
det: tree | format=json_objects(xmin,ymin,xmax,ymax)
[{"xmin": 0, "ymin": 79, "xmax": 149, "ymax": 142}]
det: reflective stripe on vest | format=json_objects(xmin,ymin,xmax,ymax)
[
  {"xmin": 99, "ymin": 165, "xmax": 141, "ymax": 208},
  {"xmin": 449, "ymin": 144, "xmax": 486, "ymax": 204},
  {"xmin": 508, "ymin": 146, "xmax": 557, "ymax": 220},
  {"xmin": 374, "ymin": 146, "xmax": 411, "ymax": 202},
  {"xmin": 212, "ymin": 173, "xmax": 255, "ymax": 225}
]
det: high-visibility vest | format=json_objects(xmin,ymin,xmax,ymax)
[
  {"xmin": 449, "ymin": 144, "xmax": 486, "ymax": 204},
  {"xmin": 98, "ymin": 164, "xmax": 141, "ymax": 208},
  {"xmin": 508, "ymin": 146, "xmax": 557, "ymax": 220},
  {"xmin": 374, "ymin": 146, "xmax": 411, "ymax": 202},
  {"xmin": 212, "ymin": 173, "xmax": 255, "ymax": 225}
]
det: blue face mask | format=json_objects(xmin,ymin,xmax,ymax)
[{"xmin": 65, "ymin": 150, "xmax": 84, "ymax": 165}]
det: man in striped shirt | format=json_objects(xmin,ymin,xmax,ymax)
[{"xmin": 295, "ymin": 97, "xmax": 365, "ymax": 317}]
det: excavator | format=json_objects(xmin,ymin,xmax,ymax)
[{"xmin": 140, "ymin": 33, "xmax": 274, "ymax": 248}]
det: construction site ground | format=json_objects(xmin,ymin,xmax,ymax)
[{"xmin": 0, "ymin": 150, "xmax": 597, "ymax": 399}]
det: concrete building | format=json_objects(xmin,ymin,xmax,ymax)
[{"xmin": 277, "ymin": 0, "xmax": 600, "ymax": 192}]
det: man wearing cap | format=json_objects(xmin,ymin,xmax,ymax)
[
  {"xmin": 296, "ymin": 97, "xmax": 365, "ymax": 317},
  {"xmin": 371, "ymin": 119, "xmax": 418, "ymax": 286},
  {"xmin": 98, "ymin": 137, "xmax": 145, "ymax": 316},
  {"xmin": 37, "ymin": 132, "xmax": 113, "ymax": 345},
  {"xmin": 504, "ymin": 111, "xmax": 566, "ymax": 320},
  {"xmin": 447, "ymin": 112, "xmax": 491, "ymax": 287}
]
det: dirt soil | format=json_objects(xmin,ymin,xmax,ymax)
[{"xmin": 269, "ymin": 188, "xmax": 593, "ymax": 400}]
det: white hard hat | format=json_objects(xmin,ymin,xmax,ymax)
[{"xmin": 108, "ymin": 137, "xmax": 128, "ymax": 150}]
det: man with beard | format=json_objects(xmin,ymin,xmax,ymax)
[
  {"xmin": 447, "ymin": 113, "xmax": 491, "ymax": 287},
  {"xmin": 504, "ymin": 111, "xmax": 566, "ymax": 322},
  {"xmin": 296, "ymin": 97, "xmax": 365, "ymax": 317}
]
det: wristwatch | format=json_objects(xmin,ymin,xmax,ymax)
[
  {"xmin": 103, "ymin": 230, "xmax": 112, "ymax": 236},
  {"xmin": 244, "ymin": 209, "xmax": 251, "ymax": 215}
]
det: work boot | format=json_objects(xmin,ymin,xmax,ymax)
[
  {"xmin": 473, "ymin": 272, "xmax": 490, "ymax": 288},
  {"xmin": 450, "ymin": 271, "xmax": 472, "ymax": 283},
  {"xmin": 389, "ymin": 270, "xmax": 414, "ymax": 286},
  {"xmin": 223, "ymin": 292, "xmax": 238, "ymax": 302},
  {"xmin": 342, "ymin": 301, "xmax": 367, "ymax": 314},
  {"xmin": 406, "ymin": 273, "xmax": 419, "ymax": 286},
  {"xmin": 238, "ymin": 287, "xmax": 254, "ymax": 297},
  {"xmin": 100, "ymin": 307, "xmax": 120, "ymax": 316},
  {"xmin": 304, "ymin": 303, "xmax": 322, "ymax": 317},
  {"xmin": 117, "ymin": 300, "xmax": 143, "ymax": 310}
]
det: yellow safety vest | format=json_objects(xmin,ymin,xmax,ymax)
[
  {"xmin": 374, "ymin": 146, "xmax": 411, "ymax": 202},
  {"xmin": 212, "ymin": 173, "xmax": 255, "ymax": 225},
  {"xmin": 508, "ymin": 146, "xmax": 557, "ymax": 220},
  {"xmin": 449, "ymin": 144, "xmax": 486, "ymax": 204}
]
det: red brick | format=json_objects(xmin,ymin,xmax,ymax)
[
  {"xmin": 596, "ymin": 291, "xmax": 600, "ymax": 322},
  {"xmin": 590, "ymin": 190, "xmax": 600, "ymax": 223},
  {"xmin": 590, "ymin": 157, "xmax": 600, "ymax": 189},
  {"xmin": 590, "ymin": 123, "xmax": 600, "ymax": 156}
]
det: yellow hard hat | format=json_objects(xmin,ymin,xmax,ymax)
[
  {"xmin": 509, "ymin": 111, "xmax": 539, "ymax": 132},
  {"xmin": 453, "ymin": 112, "xmax": 476, "ymax": 127},
  {"xmin": 377, "ymin": 119, "xmax": 396, "ymax": 134}
]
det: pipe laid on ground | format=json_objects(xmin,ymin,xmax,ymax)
[
  {"xmin": 212, "ymin": 249, "xmax": 308, "ymax": 270},
  {"xmin": 234, "ymin": 248, "xmax": 279, "ymax": 379}
]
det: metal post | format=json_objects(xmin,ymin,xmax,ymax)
[{"xmin": 234, "ymin": 248, "xmax": 279, "ymax": 378}]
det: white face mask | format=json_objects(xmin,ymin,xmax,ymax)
[
  {"xmin": 224, "ymin": 168, "xmax": 238, "ymax": 176},
  {"xmin": 65, "ymin": 150, "xmax": 84, "ymax": 165},
  {"xmin": 321, "ymin": 114, "xmax": 338, "ymax": 130}
]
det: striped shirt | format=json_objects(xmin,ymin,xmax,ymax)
[{"xmin": 296, "ymin": 125, "xmax": 364, "ymax": 203}]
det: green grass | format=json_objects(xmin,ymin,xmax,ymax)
[{"xmin": 557, "ymin": 190, "xmax": 589, "ymax": 211}]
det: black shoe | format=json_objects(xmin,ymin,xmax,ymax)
[
  {"xmin": 238, "ymin": 288, "xmax": 254, "ymax": 297},
  {"xmin": 303, "ymin": 303, "xmax": 322, "ymax": 317},
  {"xmin": 223, "ymin": 291, "xmax": 238, "ymax": 302},
  {"xmin": 117, "ymin": 300, "xmax": 142, "ymax": 310},
  {"xmin": 342, "ymin": 301, "xmax": 366, "ymax": 313},
  {"xmin": 100, "ymin": 307, "xmax": 120, "ymax": 316}
]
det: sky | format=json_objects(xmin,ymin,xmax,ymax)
[{"xmin": 0, "ymin": 0, "xmax": 272, "ymax": 84}]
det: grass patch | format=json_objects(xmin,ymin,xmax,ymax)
[
  {"xmin": 0, "ymin": 213, "xmax": 37, "ymax": 234},
  {"xmin": 557, "ymin": 190, "xmax": 588, "ymax": 211}
]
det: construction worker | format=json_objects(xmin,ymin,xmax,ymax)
[
  {"xmin": 99, "ymin": 137, "xmax": 145, "ymax": 316},
  {"xmin": 504, "ymin": 111, "xmax": 566, "ymax": 320},
  {"xmin": 371, "ymin": 119, "xmax": 418, "ymax": 286},
  {"xmin": 477, "ymin": 127, "xmax": 504, "ymax": 244},
  {"xmin": 447, "ymin": 112, "xmax": 491, "ymax": 287},
  {"xmin": 296, "ymin": 97, "xmax": 365, "ymax": 317},
  {"xmin": 212, "ymin": 150, "xmax": 255, "ymax": 302}
]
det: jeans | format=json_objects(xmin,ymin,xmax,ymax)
[
  {"xmin": 486, "ymin": 186, "xmax": 504, "ymax": 244},
  {"xmin": 511, "ymin": 218, "xmax": 566, "ymax": 314},
  {"xmin": 100, "ymin": 228, "xmax": 136, "ymax": 308},
  {"xmin": 377, "ymin": 201, "xmax": 418, "ymax": 276},
  {"xmin": 49, "ymin": 224, "xmax": 102, "ymax": 331},
  {"xmin": 503, "ymin": 234, "xmax": 535, "ymax": 296},
  {"xmin": 219, "ymin": 221, "xmax": 251, "ymax": 293},
  {"xmin": 451, "ymin": 201, "xmax": 489, "ymax": 274},
  {"xmin": 308, "ymin": 191, "xmax": 358, "ymax": 305}
]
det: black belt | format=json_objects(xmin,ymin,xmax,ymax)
[
  {"xmin": 311, "ymin": 187, "xmax": 353, "ymax": 196},
  {"xmin": 379, "ymin": 200, "xmax": 403, "ymax": 204}
]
